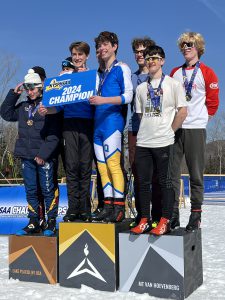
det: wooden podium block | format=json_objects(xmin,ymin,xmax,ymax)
[
  {"xmin": 9, "ymin": 235, "xmax": 58, "ymax": 284},
  {"xmin": 59, "ymin": 221, "xmax": 130, "ymax": 291},
  {"xmin": 119, "ymin": 228, "xmax": 203, "ymax": 300}
]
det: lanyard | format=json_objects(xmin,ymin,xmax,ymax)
[
  {"xmin": 182, "ymin": 61, "xmax": 200, "ymax": 101},
  {"xmin": 98, "ymin": 59, "xmax": 118, "ymax": 95},
  {"xmin": 147, "ymin": 73, "xmax": 165, "ymax": 111},
  {"xmin": 27, "ymin": 103, "xmax": 40, "ymax": 126}
]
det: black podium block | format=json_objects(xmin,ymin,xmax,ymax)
[
  {"xmin": 59, "ymin": 221, "xmax": 130, "ymax": 291},
  {"xmin": 119, "ymin": 228, "xmax": 203, "ymax": 299},
  {"xmin": 9, "ymin": 235, "xmax": 58, "ymax": 284}
]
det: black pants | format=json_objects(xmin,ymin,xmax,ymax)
[
  {"xmin": 135, "ymin": 145, "xmax": 174, "ymax": 219},
  {"xmin": 63, "ymin": 118, "xmax": 94, "ymax": 214},
  {"xmin": 128, "ymin": 131, "xmax": 162, "ymax": 221},
  {"xmin": 171, "ymin": 128, "xmax": 206, "ymax": 210}
]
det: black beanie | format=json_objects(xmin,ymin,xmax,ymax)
[{"xmin": 32, "ymin": 66, "xmax": 47, "ymax": 81}]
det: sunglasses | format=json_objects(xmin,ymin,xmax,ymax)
[
  {"xmin": 145, "ymin": 56, "xmax": 162, "ymax": 62},
  {"xmin": 134, "ymin": 50, "xmax": 145, "ymax": 55},
  {"xmin": 180, "ymin": 42, "xmax": 195, "ymax": 49},
  {"xmin": 23, "ymin": 83, "xmax": 40, "ymax": 91}
]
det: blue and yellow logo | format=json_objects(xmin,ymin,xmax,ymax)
[{"xmin": 45, "ymin": 78, "xmax": 71, "ymax": 91}]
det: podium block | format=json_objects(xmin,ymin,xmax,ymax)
[
  {"xmin": 59, "ymin": 221, "xmax": 130, "ymax": 291},
  {"xmin": 119, "ymin": 228, "xmax": 203, "ymax": 300},
  {"xmin": 9, "ymin": 235, "xmax": 58, "ymax": 284}
]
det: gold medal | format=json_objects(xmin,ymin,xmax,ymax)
[{"xmin": 27, "ymin": 120, "xmax": 33, "ymax": 126}]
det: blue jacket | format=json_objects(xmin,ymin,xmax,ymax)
[{"xmin": 0, "ymin": 89, "xmax": 61, "ymax": 161}]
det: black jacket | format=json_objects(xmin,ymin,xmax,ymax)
[{"xmin": 0, "ymin": 89, "xmax": 61, "ymax": 161}]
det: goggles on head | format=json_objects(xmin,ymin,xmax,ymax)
[{"xmin": 62, "ymin": 60, "xmax": 75, "ymax": 69}]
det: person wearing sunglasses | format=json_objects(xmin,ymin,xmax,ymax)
[
  {"xmin": 130, "ymin": 45, "xmax": 187, "ymax": 235},
  {"xmin": 170, "ymin": 32, "xmax": 219, "ymax": 232},
  {"xmin": 129, "ymin": 37, "xmax": 162, "ymax": 230},
  {"xmin": 0, "ymin": 69, "xmax": 60, "ymax": 236}
]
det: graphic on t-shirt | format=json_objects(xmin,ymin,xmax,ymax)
[{"xmin": 144, "ymin": 88, "xmax": 163, "ymax": 117}]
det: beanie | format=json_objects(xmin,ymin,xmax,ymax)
[
  {"xmin": 32, "ymin": 66, "xmax": 46, "ymax": 81},
  {"xmin": 62, "ymin": 57, "xmax": 75, "ymax": 70},
  {"xmin": 24, "ymin": 69, "xmax": 42, "ymax": 86}
]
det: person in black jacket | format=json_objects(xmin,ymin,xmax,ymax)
[{"xmin": 0, "ymin": 68, "xmax": 60, "ymax": 236}]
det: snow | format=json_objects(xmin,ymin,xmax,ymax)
[{"xmin": 1, "ymin": 204, "xmax": 225, "ymax": 300}]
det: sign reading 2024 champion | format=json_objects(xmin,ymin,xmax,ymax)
[{"xmin": 42, "ymin": 70, "xmax": 97, "ymax": 107}]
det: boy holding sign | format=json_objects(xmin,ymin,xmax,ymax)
[{"xmin": 40, "ymin": 42, "xmax": 95, "ymax": 222}]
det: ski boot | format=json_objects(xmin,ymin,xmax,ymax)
[
  {"xmin": 43, "ymin": 218, "xmax": 56, "ymax": 236},
  {"xmin": 150, "ymin": 217, "xmax": 170, "ymax": 236},
  {"xmin": 130, "ymin": 218, "xmax": 151, "ymax": 234},
  {"xmin": 186, "ymin": 209, "xmax": 201, "ymax": 232},
  {"xmin": 91, "ymin": 198, "xmax": 114, "ymax": 222},
  {"xmin": 170, "ymin": 208, "xmax": 180, "ymax": 230},
  {"xmin": 16, "ymin": 218, "xmax": 41, "ymax": 236},
  {"xmin": 105, "ymin": 201, "xmax": 125, "ymax": 223}
]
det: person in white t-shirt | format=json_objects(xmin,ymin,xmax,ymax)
[
  {"xmin": 170, "ymin": 32, "xmax": 219, "ymax": 231},
  {"xmin": 130, "ymin": 45, "xmax": 187, "ymax": 235}
]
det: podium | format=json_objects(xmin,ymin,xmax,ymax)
[
  {"xmin": 119, "ymin": 228, "xmax": 203, "ymax": 300},
  {"xmin": 58, "ymin": 221, "xmax": 130, "ymax": 291},
  {"xmin": 8, "ymin": 235, "xmax": 58, "ymax": 284}
]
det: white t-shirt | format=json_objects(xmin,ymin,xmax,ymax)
[{"xmin": 135, "ymin": 75, "xmax": 186, "ymax": 148}]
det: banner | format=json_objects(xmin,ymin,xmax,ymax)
[
  {"xmin": 42, "ymin": 70, "xmax": 97, "ymax": 107},
  {"xmin": 0, "ymin": 185, "xmax": 68, "ymax": 234}
]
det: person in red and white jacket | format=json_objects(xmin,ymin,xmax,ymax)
[{"xmin": 170, "ymin": 32, "xmax": 219, "ymax": 231}]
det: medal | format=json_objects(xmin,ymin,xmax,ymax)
[
  {"xmin": 182, "ymin": 61, "xmax": 200, "ymax": 102},
  {"xmin": 27, "ymin": 120, "xmax": 33, "ymax": 126},
  {"xmin": 186, "ymin": 93, "xmax": 192, "ymax": 102}
]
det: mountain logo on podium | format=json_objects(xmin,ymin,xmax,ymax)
[{"xmin": 67, "ymin": 243, "xmax": 106, "ymax": 282}]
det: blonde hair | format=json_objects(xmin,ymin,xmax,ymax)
[{"xmin": 178, "ymin": 32, "xmax": 205, "ymax": 58}]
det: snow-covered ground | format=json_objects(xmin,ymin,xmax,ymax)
[{"xmin": 0, "ymin": 204, "xmax": 225, "ymax": 300}]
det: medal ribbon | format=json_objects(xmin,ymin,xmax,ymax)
[
  {"xmin": 147, "ymin": 73, "xmax": 165, "ymax": 110},
  {"xmin": 98, "ymin": 59, "xmax": 118, "ymax": 95},
  {"xmin": 182, "ymin": 61, "xmax": 200, "ymax": 99},
  {"xmin": 28, "ymin": 103, "xmax": 40, "ymax": 123}
]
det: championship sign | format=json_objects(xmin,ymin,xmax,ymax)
[{"xmin": 42, "ymin": 70, "xmax": 97, "ymax": 107}]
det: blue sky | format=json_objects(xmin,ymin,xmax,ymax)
[{"xmin": 0, "ymin": 0, "xmax": 224, "ymax": 114}]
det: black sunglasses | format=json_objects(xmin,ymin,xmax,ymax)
[{"xmin": 181, "ymin": 42, "xmax": 195, "ymax": 49}]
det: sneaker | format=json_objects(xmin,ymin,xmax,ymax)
[
  {"xmin": 130, "ymin": 218, "xmax": 151, "ymax": 235},
  {"xmin": 16, "ymin": 219, "xmax": 41, "ymax": 236},
  {"xmin": 63, "ymin": 213, "xmax": 80, "ymax": 222},
  {"xmin": 105, "ymin": 205, "xmax": 125, "ymax": 223},
  {"xmin": 150, "ymin": 217, "xmax": 170, "ymax": 236},
  {"xmin": 43, "ymin": 218, "xmax": 56, "ymax": 236},
  {"xmin": 170, "ymin": 209, "xmax": 180, "ymax": 230},
  {"xmin": 186, "ymin": 210, "xmax": 201, "ymax": 232}
]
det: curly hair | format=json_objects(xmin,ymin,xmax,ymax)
[
  {"xmin": 178, "ymin": 32, "xmax": 205, "ymax": 58},
  {"xmin": 131, "ymin": 37, "xmax": 156, "ymax": 52}
]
